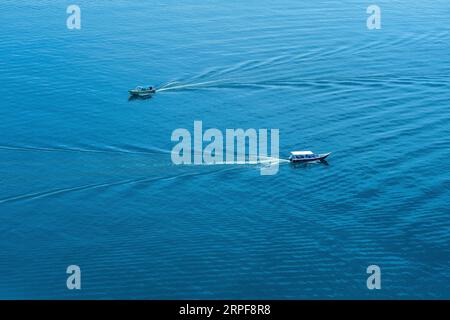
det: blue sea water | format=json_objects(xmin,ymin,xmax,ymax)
[{"xmin": 0, "ymin": 0, "xmax": 449, "ymax": 299}]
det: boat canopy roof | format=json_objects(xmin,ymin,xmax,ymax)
[
  {"xmin": 135, "ymin": 85, "xmax": 153, "ymax": 89},
  {"xmin": 291, "ymin": 151, "xmax": 313, "ymax": 155}
]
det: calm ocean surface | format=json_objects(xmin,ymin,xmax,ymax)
[{"xmin": 1, "ymin": 0, "xmax": 449, "ymax": 299}]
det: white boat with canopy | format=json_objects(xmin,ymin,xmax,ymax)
[{"xmin": 289, "ymin": 150, "xmax": 331, "ymax": 162}]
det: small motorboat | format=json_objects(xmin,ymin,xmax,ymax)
[
  {"xmin": 289, "ymin": 150, "xmax": 331, "ymax": 163},
  {"xmin": 128, "ymin": 86, "xmax": 156, "ymax": 97}
]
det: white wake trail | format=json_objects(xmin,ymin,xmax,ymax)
[
  {"xmin": 155, "ymin": 80, "xmax": 227, "ymax": 92},
  {"xmin": 190, "ymin": 155, "xmax": 290, "ymax": 166},
  {"xmin": 158, "ymin": 81, "xmax": 180, "ymax": 89}
]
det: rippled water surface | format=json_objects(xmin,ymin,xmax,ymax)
[{"xmin": 1, "ymin": 0, "xmax": 449, "ymax": 299}]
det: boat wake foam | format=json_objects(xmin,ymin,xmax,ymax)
[
  {"xmin": 156, "ymin": 80, "xmax": 228, "ymax": 92},
  {"xmin": 183, "ymin": 156, "xmax": 290, "ymax": 166}
]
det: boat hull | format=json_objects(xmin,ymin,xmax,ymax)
[{"xmin": 128, "ymin": 89, "xmax": 156, "ymax": 96}]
